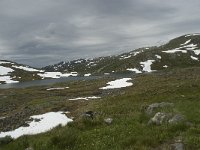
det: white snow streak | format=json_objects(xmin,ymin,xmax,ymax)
[
  {"xmin": 69, "ymin": 96, "xmax": 101, "ymax": 101},
  {"xmin": 140, "ymin": 60, "xmax": 155, "ymax": 72},
  {"xmin": 127, "ymin": 68, "xmax": 142, "ymax": 74},
  {"xmin": 100, "ymin": 78, "xmax": 133, "ymax": 89}
]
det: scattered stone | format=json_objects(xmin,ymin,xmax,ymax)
[
  {"xmin": 170, "ymin": 142, "xmax": 184, "ymax": 150},
  {"xmin": 21, "ymin": 122, "xmax": 30, "ymax": 127},
  {"xmin": 104, "ymin": 118, "xmax": 113, "ymax": 124},
  {"xmin": 0, "ymin": 117, "xmax": 6, "ymax": 120},
  {"xmin": 82, "ymin": 111, "xmax": 96, "ymax": 119},
  {"xmin": 168, "ymin": 114, "xmax": 185, "ymax": 124},
  {"xmin": 25, "ymin": 147, "xmax": 34, "ymax": 150},
  {"xmin": 148, "ymin": 112, "xmax": 171, "ymax": 125},
  {"xmin": 34, "ymin": 118, "xmax": 41, "ymax": 122},
  {"xmin": 145, "ymin": 102, "xmax": 174, "ymax": 115}
]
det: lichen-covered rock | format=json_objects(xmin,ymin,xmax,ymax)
[
  {"xmin": 25, "ymin": 147, "xmax": 34, "ymax": 150},
  {"xmin": 104, "ymin": 118, "xmax": 113, "ymax": 124},
  {"xmin": 145, "ymin": 102, "xmax": 174, "ymax": 115},
  {"xmin": 170, "ymin": 142, "xmax": 184, "ymax": 150},
  {"xmin": 168, "ymin": 114, "xmax": 185, "ymax": 124},
  {"xmin": 148, "ymin": 112, "xmax": 171, "ymax": 125}
]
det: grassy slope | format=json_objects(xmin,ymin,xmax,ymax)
[
  {"xmin": 43, "ymin": 34, "xmax": 200, "ymax": 75},
  {"xmin": 1, "ymin": 67, "xmax": 200, "ymax": 149}
]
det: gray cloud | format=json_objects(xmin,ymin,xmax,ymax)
[{"xmin": 0, "ymin": 0, "xmax": 200, "ymax": 67}]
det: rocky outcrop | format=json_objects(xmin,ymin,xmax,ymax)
[
  {"xmin": 148, "ymin": 112, "xmax": 172, "ymax": 125},
  {"xmin": 145, "ymin": 102, "xmax": 174, "ymax": 115},
  {"xmin": 145, "ymin": 102, "xmax": 187, "ymax": 126},
  {"xmin": 168, "ymin": 114, "xmax": 185, "ymax": 124}
]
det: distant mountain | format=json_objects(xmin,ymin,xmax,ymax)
[
  {"xmin": 1, "ymin": 33, "xmax": 200, "ymax": 84},
  {"xmin": 43, "ymin": 33, "xmax": 200, "ymax": 75},
  {"xmin": 0, "ymin": 60, "xmax": 78, "ymax": 84},
  {"xmin": 0, "ymin": 60, "xmax": 42, "ymax": 84}
]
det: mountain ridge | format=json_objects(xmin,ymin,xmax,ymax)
[
  {"xmin": 43, "ymin": 33, "xmax": 200, "ymax": 74},
  {"xmin": 1, "ymin": 33, "xmax": 200, "ymax": 84}
]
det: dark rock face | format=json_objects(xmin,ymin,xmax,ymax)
[{"xmin": 82, "ymin": 111, "xmax": 96, "ymax": 119}]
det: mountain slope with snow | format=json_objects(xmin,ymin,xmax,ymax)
[
  {"xmin": 43, "ymin": 34, "xmax": 200, "ymax": 75},
  {"xmin": 0, "ymin": 60, "xmax": 78, "ymax": 84},
  {"xmin": 2, "ymin": 33, "xmax": 200, "ymax": 84}
]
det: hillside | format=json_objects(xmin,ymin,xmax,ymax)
[
  {"xmin": 1, "ymin": 34, "xmax": 200, "ymax": 149},
  {"xmin": 1, "ymin": 33, "xmax": 200, "ymax": 84},
  {"xmin": 0, "ymin": 60, "xmax": 43, "ymax": 84},
  {"xmin": 1, "ymin": 67, "xmax": 200, "ymax": 149},
  {"xmin": 43, "ymin": 33, "xmax": 200, "ymax": 75},
  {"xmin": 0, "ymin": 60, "xmax": 78, "ymax": 84}
]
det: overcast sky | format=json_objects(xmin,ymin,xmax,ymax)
[{"xmin": 0, "ymin": 0, "xmax": 200, "ymax": 67}]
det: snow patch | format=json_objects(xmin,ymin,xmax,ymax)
[
  {"xmin": 155, "ymin": 55, "xmax": 161, "ymax": 59},
  {"xmin": 69, "ymin": 96, "xmax": 101, "ymax": 101},
  {"xmin": 180, "ymin": 39, "xmax": 191, "ymax": 46},
  {"xmin": 38, "ymin": 72, "xmax": 78, "ymax": 79},
  {"xmin": 0, "ymin": 61, "xmax": 13, "ymax": 64},
  {"xmin": 162, "ymin": 50, "xmax": 187, "ymax": 53},
  {"xmin": 100, "ymin": 78, "xmax": 133, "ymax": 89},
  {"xmin": 12, "ymin": 65, "xmax": 42, "ymax": 72},
  {"xmin": 0, "ymin": 66, "xmax": 14, "ymax": 75},
  {"xmin": 0, "ymin": 112, "xmax": 73, "ymax": 139},
  {"xmin": 163, "ymin": 65, "xmax": 168, "ymax": 68},
  {"xmin": 0, "ymin": 76, "xmax": 19, "ymax": 84},
  {"xmin": 119, "ymin": 55, "xmax": 131, "ymax": 60},
  {"xmin": 84, "ymin": 73, "xmax": 91, "ymax": 77},
  {"xmin": 140, "ymin": 60, "xmax": 155, "ymax": 72},
  {"xmin": 74, "ymin": 60, "xmax": 84, "ymax": 64},
  {"xmin": 191, "ymin": 56, "xmax": 199, "ymax": 61},
  {"xmin": 193, "ymin": 50, "xmax": 200, "ymax": 55},
  {"xmin": 130, "ymin": 50, "xmax": 143, "ymax": 56},
  {"xmin": 185, "ymin": 33, "xmax": 200, "ymax": 37},
  {"xmin": 104, "ymin": 73, "xmax": 110, "ymax": 75},
  {"xmin": 127, "ymin": 68, "xmax": 142, "ymax": 74},
  {"xmin": 162, "ymin": 42, "xmax": 200, "ymax": 56}
]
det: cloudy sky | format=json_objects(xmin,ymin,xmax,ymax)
[{"xmin": 0, "ymin": 0, "xmax": 200, "ymax": 67}]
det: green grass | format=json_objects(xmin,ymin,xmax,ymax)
[{"xmin": 1, "ymin": 67, "xmax": 200, "ymax": 149}]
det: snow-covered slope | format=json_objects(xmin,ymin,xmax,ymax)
[
  {"xmin": 2, "ymin": 33, "xmax": 200, "ymax": 84},
  {"xmin": 43, "ymin": 34, "xmax": 200, "ymax": 75},
  {"xmin": 0, "ymin": 60, "xmax": 78, "ymax": 84}
]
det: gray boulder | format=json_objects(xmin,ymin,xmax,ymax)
[
  {"xmin": 104, "ymin": 118, "xmax": 113, "ymax": 125},
  {"xmin": 25, "ymin": 147, "xmax": 34, "ymax": 150},
  {"xmin": 148, "ymin": 112, "xmax": 171, "ymax": 125},
  {"xmin": 146, "ymin": 102, "xmax": 174, "ymax": 115},
  {"xmin": 168, "ymin": 114, "xmax": 185, "ymax": 124},
  {"xmin": 170, "ymin": 142, "xmax": 184, "ymax": 150}
]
